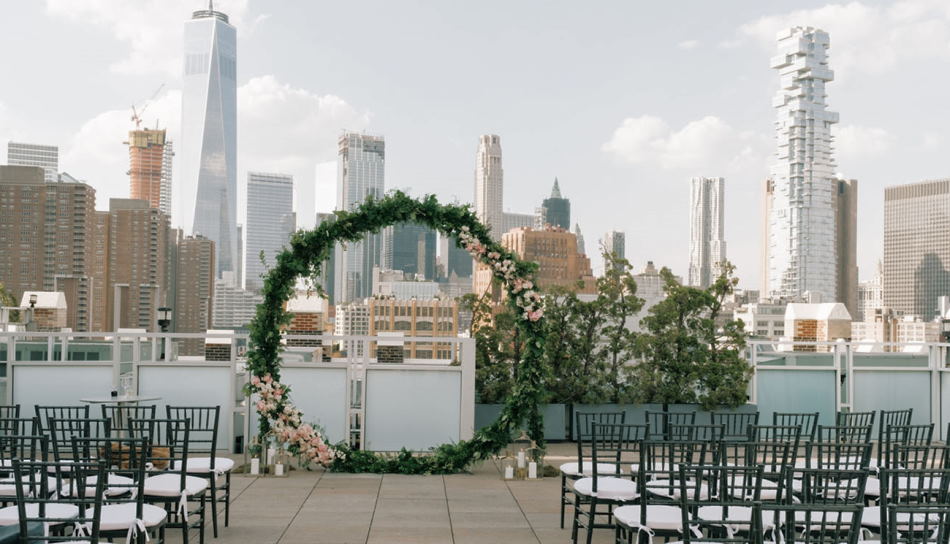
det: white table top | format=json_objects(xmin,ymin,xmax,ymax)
[{"xmin": 79, "ymin": 396, "xmax": 161, "ymax": 404}]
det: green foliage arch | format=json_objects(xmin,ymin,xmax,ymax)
[{"xmin": 246, "ymin": 191, "xmax": 545, "ymax": 473}]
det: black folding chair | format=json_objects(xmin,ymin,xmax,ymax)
[
  {"xmin": 13, "ymin": 458, "xmax": 105, "ymax": 544},
  {"xmin": 559, "ymin": 411, "xmax": 626, "ymax": 529}
]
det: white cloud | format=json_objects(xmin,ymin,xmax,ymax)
[
  {"xmin": 602, "ymin": 114, "xmax": 759, "ymax": 171},
  {"xmin": 677, "ymin": 40, "xmax": 700, "ymax": 50},
  {"xmin": 832, "ymin": 124, "xmax": 894, "ymax": 158},
  {"xmin": 60, "ymin": 76, "xmax": 370, "ymax": 230},
  {"xmin": 736, "ymin": 0, "xmax": 950, "ymax": 75},
  {"xmin": 45, "ymin": 0, "xmax": 254, "ymax": 76}
]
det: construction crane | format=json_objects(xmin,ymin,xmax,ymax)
[{"xmin": 130, "ymin": 83, "xmax": 165, "ymax": 128}]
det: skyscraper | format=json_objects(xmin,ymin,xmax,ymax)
[
  {"xmin": 127, "ymin": 128, "xmax": 173, "ymax": 215},
  {"xmin": 104, "ymin": 199, "xmax": 170, "ymax": 331},
  {"xmin": 181, "ymin": 3, "xmax": 237, "ymax": 278},
  {"xmin": 540, "ymin": 178, "xmax": 570, "ymax": 229},
  {"xmin": 884, "ymin": 179, "xmax": 950, "ymax": 320},
  {"xmin": 176, "ymin": 235, "xmax": 215, "ymax": 354},
  {"xmin": 335, "ymin": 132, "xmax": 385, "ymax": 302},
  {"xmin": 688, "ymin": 176, "xmax": 726, "ymax": 288},
  {"xmin": 574, "ymin": 223, "xmax": 586, "ymax": 255},
  {"xmin": 245, "ymin": 172, "xmax": 295, "ymax": 291},
  {"xmin": 474, "ymin": 135, "xmax": 504, "ymax": 239},
  {"xmin": 474, "ymin": 227, "xmax": 595, "ymax": 296},
  {"xmin": 602, "ymin": 230, "xmax": 626, "ymax": 272},
  {"xmin": 439, "ymin": 234, "xmax": 473, "ymax": 279},
  {"xmin": 0, "ymin": 166, "xmax": 97, "ymax": 331},
  {"xmin": 315, "ymin": 212, "xmax": 336, "ymax": 303},
  {"xmin": 7, "ymin": 142, "xmax": 58, "ymax": 183},
  {"xmin": 765, "ymin": 27, "xmax": 839, "ymax": 302},
  {"xmin": 384, "ymin": 223, "xmax": 437, "ymax": 280},
  {"xmin": 834, "ymin": 178, "xmax": 858, "ymax": 316}
]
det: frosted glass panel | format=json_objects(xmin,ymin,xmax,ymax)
[
  {"xmin": 757, "ymin": 369, "xmax": 836, "ymax": 426},
  {"xmin": 137, "ymin": 365, "xmax": 232, "ymax": 449},
  {"xmin": 13, "ymin": 364, "xmax": 114, "ymax": 408},
  {"xmin": 279, "ymin": 367, "xmax": 347, "ymax": 444},
  {"xmin": 364, "ymin": 369, "xmax": 460, "ymax": 451},
  {"xmin": 853, "ymin": 371, "xmax": 930, "ymax": 426}
]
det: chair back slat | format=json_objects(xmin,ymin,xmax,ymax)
[
  {"xmin": 101, "ymin": 404, "xmax": 156, "ymax": 434},
  {"xmin": 47, "ymin": 417, "xmax": 111, "ymax": 462},
  {"xmin": 644, "ymin": 410, "xmax": 696, "ymax": 440},
  {"xmin": 773, "ymin": 411, "xmax": 819, "ymax": 440},
  {"xmin": 815, "ymin": 424, "xmax": 872, "ymax": 443},
  {"xmin": 0, "ymin": 405, "xmax": 20, "ymax": 419},
  {"xmin": 887, "ymin": 505, "xmax": 950, "ymax": 544},
  {"xmin": 764, "ymin": 504, "xmax": 863, "ymax": 544},
  {"xmin": 34, "ymin": 405, "xmax": 89, "ymax": 433},
  {"xmin": 167, "ymin": 406, "xmax": 220, "ymax": 456},
  {"xmin": 792, "ymin": 467, "xmax": 868, "ymax": 505},
  {"xmin": 711, "ymin": 411, "xmax": 759, "ymax": 441},
  {"xmin": 588, "ymin": 422, "xmax": 645, "ymax": 482},
  {"xmin": 836, "ymin": 410, "xmax": 875, "ymax": 430}
]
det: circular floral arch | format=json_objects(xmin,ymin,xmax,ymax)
[{"xmin": 246, "ymin": 191, "xmax": 546, "ymax": 473}]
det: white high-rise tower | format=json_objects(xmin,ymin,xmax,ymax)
[
  {"xmin": 245, "ymin": 172, "xmax": 295, "ymax": 291},
  {"xmin": 181, "ymin": 2, "xmax": 237, "ymax": 277},
  {"xmin": 334, "ymin": 132, "xmax": 385, "ymax": 302},
  {"xmin": 688, "ymin": 177, "xmax": 726, "ymax": 288},
  {"xmin": 474, "ymin": 135, "xmax": 503, "ymax": 239},
  {"xmin": 765, "ymin": 27, "xmax": 838, "ymax": 301}
]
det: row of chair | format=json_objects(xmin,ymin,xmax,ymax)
[
  {"xmin": 560, "ymin": 408, "xmax": 943, "ymax": 544},
  {"xmin": 0, "ymin": 404, "xmax": 234, "ymax": 544}
]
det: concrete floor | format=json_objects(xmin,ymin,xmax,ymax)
[{"xmin": 165, "ymin": 443, "xmax": 620, "ymax": 544}]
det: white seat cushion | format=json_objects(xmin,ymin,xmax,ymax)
[
  {"xmin": 0, "ymin": 502, "xmax": 79, "ymax": 526},
  {"xmin": 573, "ymin": 476, "xmax": 638, "ymax": 501},
  {"xmin": 646, "ymin": 479, "xmax": 710, "ymax": 500},
  {"xmin": 172, "ymin": 457, "xmax": 235, "ymax": 474},
  {"xmin": 698, "ymin": 505, "xmax": 774, "ymax": 530},
  {"xmin": 864, "ymin": 476, "xmax": 880, "ymax": 497},
  {"xmin": 64, "ymin": 473, "xmax": 136, "ymax": 498},
  {"xmin": 143, "ymin": 473, "xmax": 208, "ymax": 497},
  {"xmin": 614, "ymin": 504, "xmax": 682, "ymax": 531},
  {"xmin": 559, "ymin": 461, "xmax": 620, "ymax": 477},
  {"xmin": 97, "ymin": 503, "xmax": 167, "ymax": 531}
]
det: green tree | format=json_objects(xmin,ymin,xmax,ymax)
[
  {"xmin": 0, "ymin": 282, "xmax": 18, "ymax": 322},
  {"xmin": 595, "ymin": 254, "xmax": 644, "ymax": 402},
  {"xmin": 459, "ymin": 291, "xmax": 517, "ymax": 403},
  {"xmin": 632, "ymin": 262, "xmax": 750, "ymax": 409}
]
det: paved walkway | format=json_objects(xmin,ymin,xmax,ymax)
[{"xmin": 167, "ymin": 443, "xmax": 618, "ymax": 544}]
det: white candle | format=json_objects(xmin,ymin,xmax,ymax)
[
  {"xmin": 504, "ymin": 466, "xmax": 514, "ymax": 480},
  {"xmin": 267, "ymin": 447, "xmax": 276, "ymax": 465},
  {"xmin": 250, "ymin": 458, "xmax": 260, "ymax": 475},
  {"xmin": 275, "ymin": 463, "xmax": 284, "ymax": 476},
  {"xmin": 528, "ymin": 461, "xmax": 538, "ymax": 479},
  {"xmin": 517, "ymin": 450, "xmax": 526, "ymax": 468}
]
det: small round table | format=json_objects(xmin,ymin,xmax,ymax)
[{"xmin": 81, "ymin": 395, "xmax": 162, "ymax": 435}]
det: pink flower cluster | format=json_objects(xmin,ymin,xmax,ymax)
[
  {"xmin": 251, "ymin": 373, "xmax": 342, "ymax": 466},
  {"xmin": 458, "ymin": 226, "xmax": 544, "ymax": 322}
]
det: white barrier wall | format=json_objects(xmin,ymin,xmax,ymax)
[
  {"xmin": 363, "ymin": 367, "xmax": 462, "ymax": 451},
  {"xmin": 12, "ymin": 363, "xmax": 115, "ymax": 410},
  {"xmin": 136, "ymin": 362, "xmax": 235, "ymax": 449},
  {"xmin": 278, "ymin": 366, "xmax": 348, "ymax": 444}
]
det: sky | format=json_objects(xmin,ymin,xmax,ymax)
[{"xmin": 1, "ymin": 0, "xmax": 949, "ymax": 288}]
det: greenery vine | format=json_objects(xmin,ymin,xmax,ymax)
[{"xmin": 246, "ymin": 191, "xmax": 544, "ymax": 473}]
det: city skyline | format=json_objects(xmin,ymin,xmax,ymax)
[{"xmin": 2, "ymin": 1, "xmax": 950, "ymax": 286}]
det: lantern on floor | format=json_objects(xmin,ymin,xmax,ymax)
[
  {"xmin": 500, "ymin": 448, "xmax": 515, "ymax": 480},
  {"xmin": 526, "ymin": 440, "xmax": 543, "ymax": 480},
  {"xmin": 273, "ymin": 448, "xmax": 289, "ymax": 477},
  {"xmin": 513, "ymin": 430, "xmax": 532, "ymax": 480}
]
